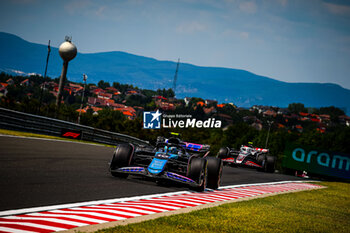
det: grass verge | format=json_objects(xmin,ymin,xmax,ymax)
[
  {"xmin": 0, "ymin": 129, "xmax": 113, "ymax": 147},
  {"xmin": 95, "ymin": 182, "xmax": 349, "ymax": 233}
]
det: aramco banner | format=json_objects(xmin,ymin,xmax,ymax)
[{"xmin": 283, "ymin": 144, "xmax": 350, "ymax": 179}]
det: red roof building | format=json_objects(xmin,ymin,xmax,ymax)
[
  {"xmin": 20, "ymin": 79, "xmax": 30, "ymax": 86},
  {"xmin": 105, "ymin": 87, "xmax": 119, "ymax": 93},
  {"xmin": 263, "ymin": 110, "xmax": 277, "ymax": 117},
  {"xmin": 203, "ymin": 106, "xmax": 216, "ymax": 114},
  {"xmin": 98, "ymin": 92, "xmax": 113, "ymax": 99},
  {"xmin": 114, "ymin": 106, "xmax": 136, "ymax": 120},
  {"xmin": 197, "ymin": 101, "xmax": 205, "ymax": 107},
  {"xmin": 6, "ymin": 79, "xmax": 14, "ymax": 85},
  {"xmin": 0, "ymin": 83, "xmax": 8, "ymax": 87},
  {"xmin": 153, "ymin": 96, "xmax": 168, "ymax": 101}
]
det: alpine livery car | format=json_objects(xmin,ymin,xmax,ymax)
[
  {"xmin": 109, "ymin": 136, "xmax": 223, "ymax": 191},
  {"xmin": 218, "ymin": 143, "xmax": 275, "ymax": 173}
]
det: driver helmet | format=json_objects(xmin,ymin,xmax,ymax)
[
  {"xmin": 248, "ymin": 142, "xmax": 254, "ymax": 148},
  {"xmin": 169, "ymin": 146, "xmax": 177, "ymax": 154}
]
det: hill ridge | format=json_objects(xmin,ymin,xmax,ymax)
[{"xmin": 0, "ymin": 31, "xmax": 349, "ymax": 113}]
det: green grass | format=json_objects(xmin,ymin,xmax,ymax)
[
  {"xmin": 0, "ymin": 129, "xmax": 113, "ymax": 147},
  {"xmin": 95, "ymin": 182, "xmax": 349, "ymax": 233}
]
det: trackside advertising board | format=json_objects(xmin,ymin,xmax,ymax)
[{"xmin": 283, "ymin": 144, "xmax": 350, "ymax": 179}]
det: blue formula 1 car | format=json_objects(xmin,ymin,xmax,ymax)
[{"xmin": 109, "ymin": 136, "xmax": 223, "ymax": 191}]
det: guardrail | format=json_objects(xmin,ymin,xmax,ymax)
[{"xmin": 0, "ymin": 107, "xmax": 150, "ymax": 146}]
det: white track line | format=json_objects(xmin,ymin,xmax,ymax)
[{"xmin": 0, "ymin": 134, "xmax": 107, "ymax": 147}]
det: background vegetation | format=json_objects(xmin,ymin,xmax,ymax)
[{"xmin": 1, "ymin": 73, "xmax": 349, "ymax": 173}]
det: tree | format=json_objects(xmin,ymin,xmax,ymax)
[
  {"xmin": 288, "ymin": 103, "xmax": 307, "ymax": 113},
  {"xmin": 98, "ymin": 80, "xmax": 110, "ymax": 89},
  {"xmin": 317, "ymin": 106, "xmax": 345, "ymax": 117}
]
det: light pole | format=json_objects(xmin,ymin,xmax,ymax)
[
  {"xmin": 78, "ymin": 74, "xmax": 87, "ymax": 124},
  {"xmin": 38, "ymin": 40, "xmax": 51, "ymax": 113},
  {"xmin": 265, "ymin": 120, "xmax": 273, "ymax": 148}
]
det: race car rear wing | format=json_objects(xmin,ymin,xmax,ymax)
[
  {"xmin": 159, "ymin": 136, "xmax": 210, "ymax": 153},
  {"xmin": 255, "ymin": 147, "xmax": 269, "ymax": 153},
  {"xmin": 183, "ymin": 142, "xmax": 210, "ymax": 153},
  {"xmin": 241, "ymin": 145, "xmax": 269, "ymax": 153}
]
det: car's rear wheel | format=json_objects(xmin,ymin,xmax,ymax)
[
  {"xmin": 110, "ymin": 143, "xmax": 134, "ymax": 178},
  {"xmin": 188, "ymin": 157, "xmax": 207, "ymax": 192},
  {"xmin": 217, "ymin": 147, "xmax": 229, "ymax": 159},
  {"xmin": 256, "ymin": 154, "xmax": 265, "ymax": 164},
  {"xmin": 206, "ymin": 157, "xmax": 223, "ymax": 190},
  {"xmin": 262, "ymin": 155, "xmax": 275, "ymax": 173}
]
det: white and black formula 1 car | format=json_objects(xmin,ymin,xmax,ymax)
[
  {"xmin": 109, "ymin": 136, "xmax": 223, "ymax": 191},
  {"xmin": 218, "ymin": 143, "xmax": 276, "ymax": 173}
]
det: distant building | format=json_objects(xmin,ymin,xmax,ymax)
[
  {"xmin": 205, "ymin": 99, "xmax": 217, "ymax": 106},
  {"xmin": 251, "ymin": 105, "xmax": 269, "ymax": 114},
  {"xmin": 153, "ymin": 96, "xmax": 167, "ymax": 101},
  {"xmin": 339, "ymin": 115, "xmax": 350, "ymax": 127},
  {"xmin": 88, "ymin": 97, "xmax": 109, "ymax": 107},
  {"xmin": 126, "ymin": 89, "xmax": 139, "ymax": 95},
  {"xmin": 69, "ymin": 83, "xmax": 83, "ymax": 95},
  {"xmin": 203, "ymin": 106, "xmax": 216, "ymax": 114},
  {"xmin": 105, "ymin": 87, "xmax": 119, "ymax": 93},
  {"xmin": 319, "ymin": 114, "xmax": 331, "ymax": 122},
  {"xmin": 114, "ymin": 106, "xmax": 137, "ymax": 120},
  {"xmin": 6, "ymin": 78, "xmax": 14, "ymax": 85},
  {"xmin": 91, "ymin": 88, "xmax": 105, "ymax": 96},
  {"xmin": 20, "ymin": 79, "xmax": 30, "ymax": 86},
  {"xmin": 216, "ymin": 113, "xmax": 233, "ymax": 125},
  {"xmin": 0, "ymin": 86, "xmax": 8, "ymax": 97},
  {"xmin": 294, "ymin": 125, "xmax": 303, "ymax": 133},
  {"xmin": 98, "ymin": 92, "xmax": 113, "ymax": 100},
  {"xmin": 155, "ymin": 100, "xmax": 175, "ymax": 111},
  {"xmin": 197, "ymin": 101, "xmax": 205, "ymax": 107},
  {"xmin": 0, "ymin": 82, "xmax": 8, "ymax": 88},
  {"xmin": 263, "ymin": 109, "xmax": 277, "ymax": 117},
  {"xmin": 277, "ymin": 108, "xmax": 289, "ymax": 115}
]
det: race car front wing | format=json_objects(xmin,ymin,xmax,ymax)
[{"xmin": 110, "ymin": 166, "xmax": 198, "ymax": 186}]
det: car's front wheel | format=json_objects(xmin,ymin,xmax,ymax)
[
  {"xmin": 206, "ymin": 157, "xmax": 223, "ymax": 190},
  {"xmin": 187, "ymin": 157, "xmax": 207, "ymax": 192},
  {"xmin": 110, "ymin": 143, "xmax": 134, "ymax": 178}
]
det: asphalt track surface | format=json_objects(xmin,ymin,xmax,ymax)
[{"xmin": 0, "ymin": 135, "xmax": 304, "ymax": 212}]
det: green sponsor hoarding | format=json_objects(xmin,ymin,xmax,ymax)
[{"xmin": 283, "ymin": 144, "xmax": 350, "ymax": 179}]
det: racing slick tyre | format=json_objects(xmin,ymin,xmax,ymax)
[
  {"xmin": 256, "ymin": 154, "xmax": 265, "ymax": 164},
  {"xmin": 110, "ymin": 143, "xmax": 134, "ymax": 178},
  {"xmin": 188, "ymin": 157, "xmax": 208, "ymax": 192},
  {"xmin": 217, "ymin": 147, "xmax": 229, "ymax": 159},
  {"xmin": 262, "ymin": 155, "xmax": 276, "ymax": 173},
  {"xmin": 206, "ymin": 157, "xmax": 223, "ymax": 190}
]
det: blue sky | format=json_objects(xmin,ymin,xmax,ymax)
[{"xmin": 0, "ymin": 0, "xmax": 350, "ymax": 89}]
